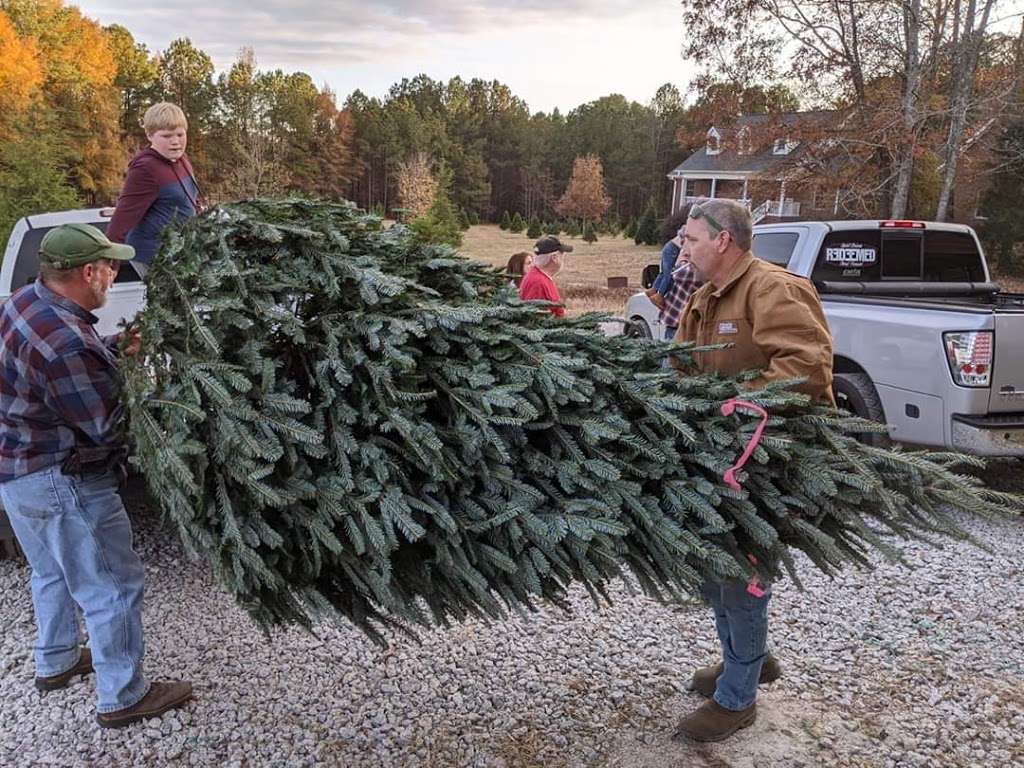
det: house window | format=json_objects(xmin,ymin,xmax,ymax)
[
  {"xmin": 707, "ymin": 128, "xmax": 721, "ymax": 156},
  {"xmin": 773, "ymin": 138, "xmax": 798, "ymax": 155},
  {"xmin": 737, "ymin": 126, "xmax": 750, "ymax": 155}
]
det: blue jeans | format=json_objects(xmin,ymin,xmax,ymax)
[
  {"xmin": 1, "ymin": 466, "xmax": 149, "ymax": 712},
  {"xmin": 700, "ymin": 579, "xmax": 771, "ymax": 711},
  {"xmin": 653, "ymin": 241, "xmax": 681, "ymax": 295}
]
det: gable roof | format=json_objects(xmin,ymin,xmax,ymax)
[{"xmin": 669, "ymin": 110, "xmax": 842, "ymax": 176}]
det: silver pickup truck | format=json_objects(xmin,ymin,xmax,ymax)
[{"xmin": 623, "ymin": 220, "xmax": 1024, "ymax": 456}]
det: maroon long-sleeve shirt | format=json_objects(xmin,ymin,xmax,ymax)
[{"xmin": 107, "ymin": 148, "xmax": 199, "ymax": 265}]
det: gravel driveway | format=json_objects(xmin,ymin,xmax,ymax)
[{"xmin": 1, "ymin": 463, "xmax": 1022, "ymax": 768}]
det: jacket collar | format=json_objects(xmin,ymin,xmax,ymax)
[
  {"xmin": 710, "ymin": 251, "xmax": 756, "ymax": 298},
  {"xmin": 34, "ymin": 279, "xmax": 99, "ymax": 325}
]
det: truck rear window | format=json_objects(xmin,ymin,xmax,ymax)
[
  {"xmin": 812, "ymin": 229, "xmax": 984, "ymax": 283},
  {"xmin": 13, "ymin": 222, "xmax": 140, "ymax": 289}
]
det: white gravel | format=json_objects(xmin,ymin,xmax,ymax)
[{"xmin": 1, "ymin": 471, "xmax": 1023, "ymax": 768}]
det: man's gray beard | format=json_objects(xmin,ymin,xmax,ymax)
[{"xmin": 90, "ymin": 283, "xmax": 109, "ymax": 309}]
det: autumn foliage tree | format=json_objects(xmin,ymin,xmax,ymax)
[
  {"xmin": 397, "ymin": 154, "xmax": 438, "ymax": 220},
  {"xmin": 555, "ymin": 154, "xmax": 611, "ymax": 232}
]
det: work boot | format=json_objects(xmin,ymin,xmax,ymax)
[
  {"xmin": 35, "ymin": 647, "xmax": 93, "ymax": 692},
  {"xmin": 687, "ymin": 654, "xmax": 782, "ymax": 698},
  {"xmin": 673, "ymin": 699, "xmax": 757, "ymax": 742},
  {"xmin": 95, "ymin": 681, "xmax": 193, "ymax": 729}
]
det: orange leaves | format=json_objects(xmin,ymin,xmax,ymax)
[
  {"xmin": 555, "ymin": 155, "xmax": 611, "ymax": 223},
  {"xmin": 0, "ymin": 12, "xmax": 42, "ymax": 117}
]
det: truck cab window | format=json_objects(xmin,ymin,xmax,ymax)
[
  {"xmin": 752, "ymin": 232, "xmax": 799, "ymax": 268},
  {"xmin": 14, "ymin": 223, "xmax": 141, "ymax": 288}
]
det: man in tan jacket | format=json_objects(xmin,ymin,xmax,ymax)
[{"xmin": 671, "ymin": 198, "xmax": 835, "ymax": 742}]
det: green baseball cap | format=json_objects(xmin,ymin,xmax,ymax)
[{"xmin": 39, "ymin": 223, "xmax": 135, "ymax": 269}]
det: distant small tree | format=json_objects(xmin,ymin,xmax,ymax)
[
  {"xmin": 509, "ymin": 212, "xmax": 526, "ymax": 233},
  {"xmin": 565, "ymin": 220, "xmax": 582, "ymax": 237},
  {"xmin": 397, "ymin": 153, "xmax": 437, "ymax": 220},
  {"xmin": 409, "ymin": 167, "xmax": 463, "ymax": 247},
  {"xmin": 543, "ymin": 221, "xmax": 561, "ymax": 235},
  {"xmin": 633, "ymin": 205, "xmax": 659, "ymax": 246},
  {"xmin": 555, "ymin": 154, "xmax": 612, "ymax": 234},
  {"xmin": 457, "ymin": 207, "xmax": 471, "ymax": 230},
  {"xmin": 582, "ymin": 221, "xmax": 598, "ymax": 243},
  {"xmin": 500, "ymin": 210, "xmax": 511, "ymax": 230},
  {"xmin": 526, "ymin": 215, "xmax": 542, "ymax": 239},
  {"xmin": 624, "ymin": 217, "xmax": 638, "ymax": 239}
]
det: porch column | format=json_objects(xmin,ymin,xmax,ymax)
[
  {"xmin": 672, "ymin": 178, "xmax": 681, "ymax": 213},
  {"xmin": 777, "ymin": 182, "xmax": 786, "ymax": 216},
  {"xmin": 710, "ymin": 178, "xmax": 717, "ymax": 199},
  {"xmin": 741, "ymin": 178, "xmax": 748, "ymax": 203}
]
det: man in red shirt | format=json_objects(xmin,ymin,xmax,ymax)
[{"xmin": 519, "ymin": 235, "xmax": 572, "ymax": 317}]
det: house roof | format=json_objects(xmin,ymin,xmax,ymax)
[{"xmin": 670, "ymin": 110, "xmax": 842, "ymax": 176}]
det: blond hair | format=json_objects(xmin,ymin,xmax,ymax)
[{"xmin": 143, "ymin": 102, "xmax": 188, "ymax": 134}]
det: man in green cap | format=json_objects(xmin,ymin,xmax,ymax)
[{"xmin": 0, "ymin": 224, "xmax": 194, "ymax": 727}]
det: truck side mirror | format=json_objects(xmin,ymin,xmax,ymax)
[{"xmin": 641, "ymin": 264, "xmax": 660, "ymax": 289}]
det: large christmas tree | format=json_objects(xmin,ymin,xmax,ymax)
[{"xmin": 123, "ymin": 199, "xmax": 1021, "ymax": 644}]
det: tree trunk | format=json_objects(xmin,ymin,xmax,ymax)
[
  {"xmin": 936, "ymin": 0, "xmax": 996, "ymax": 221},
  {"xmin": 891, "ymin": 0, "xmax": 922, "ymax": 218}
]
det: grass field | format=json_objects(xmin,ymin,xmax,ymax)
[{"xmin": 458, "ymin": 225, "xmax": 662, "ymax": 316}]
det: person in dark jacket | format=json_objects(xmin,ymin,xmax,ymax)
[{"xmin": 107, "ymin": 102, "xmax": 201, "ymax": 278}]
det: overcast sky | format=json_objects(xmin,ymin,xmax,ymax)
[{"xmin": 71, "ymin": 1, "xmax": 694, "ymax": 113}]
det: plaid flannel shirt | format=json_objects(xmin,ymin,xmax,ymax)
[
  {"xmin": 0, "ymin": 280, "xmax": 123, "ymax": 483},
  {"xmin": 659, "ymin": 260, "xmax": 703, "ymax": 330}
]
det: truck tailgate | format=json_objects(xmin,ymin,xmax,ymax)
[{"xmin": 989, "ymin": 311, "xmax": 1024, "ymax": 412}]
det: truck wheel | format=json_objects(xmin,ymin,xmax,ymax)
[
  {"xmin": 832, "ymin": 373, "xmax": 890, "ymax": 447},
  {"xmin": 625, "ymin": 316, "xmax": 653, "ymax": 340}
]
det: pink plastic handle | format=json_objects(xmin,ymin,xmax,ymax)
[
  {"xmin": 720, "ymin": 399, "xmax": 769, "ymax": 491},
  {"xmin": 746, "ymin": 553, "xmax": 766, "ymax": 597}
]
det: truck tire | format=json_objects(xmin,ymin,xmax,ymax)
[
  {"xmin": 625, "ymin": 316, "xmax": 653, "ymax": 340},
  {"xmin": 832, "ymin": 372, "xmax": 890, "ymax": 446}
]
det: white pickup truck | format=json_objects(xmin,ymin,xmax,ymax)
[{"xmin": 623, "ymin": 220, "xmax": 1024, "ymax": 456}]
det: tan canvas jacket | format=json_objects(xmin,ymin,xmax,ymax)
[{"xmin": 673, "ymin": 251, "xmax": 836, "ymax": 406}]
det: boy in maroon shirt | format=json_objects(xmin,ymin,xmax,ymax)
[
  {"xmin": 519, "ymin": 235, "xmax": 572, "ymax": 317},
  {"xmin": 107, "ymin": 103, "xmax": 201, "ymax": 278}
]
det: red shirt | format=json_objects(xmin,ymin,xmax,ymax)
[{"xmin": 518, "ymin": 267, "xmax": 564, "ymax": 317}]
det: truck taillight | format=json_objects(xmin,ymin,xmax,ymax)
[
  {"xmin": 880, "ymin": 220, "xmax": 926, "ymax": 228},
  {"xmin": 943, "ymin": 331, "xmax": 992, "ymax": 387}
]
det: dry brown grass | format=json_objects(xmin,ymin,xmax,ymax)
[{"xmin": 459, "ymin": 225, "xmax": 662, "ymax": 316}]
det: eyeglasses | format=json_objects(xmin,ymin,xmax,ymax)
[{"xmin": 689, "ymin": 203, "xmax": 727, "ymax": 236}]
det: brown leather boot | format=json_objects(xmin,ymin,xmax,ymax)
[
  {"xmin": 35, "ymin": 647, "xmax": 93, "ymax": 692},
  {"xmin": 95, "ymin": 681, "xmax": 193, "ymax": 729},
  {"xmin": 673, "ymin": 699, "xmax": 757, "ymax": 742},
  {"xmin": 687, "ymin": 653, "xmax": 782, "ymax": 698}
]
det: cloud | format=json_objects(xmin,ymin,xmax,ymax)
[
  {"xmin": 72, "ymin": 0, "xmax": 689, "ymax": 112},
  {"xmin": 78, "ymin": 1, "xmax": 643, "ymax": 63}
]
